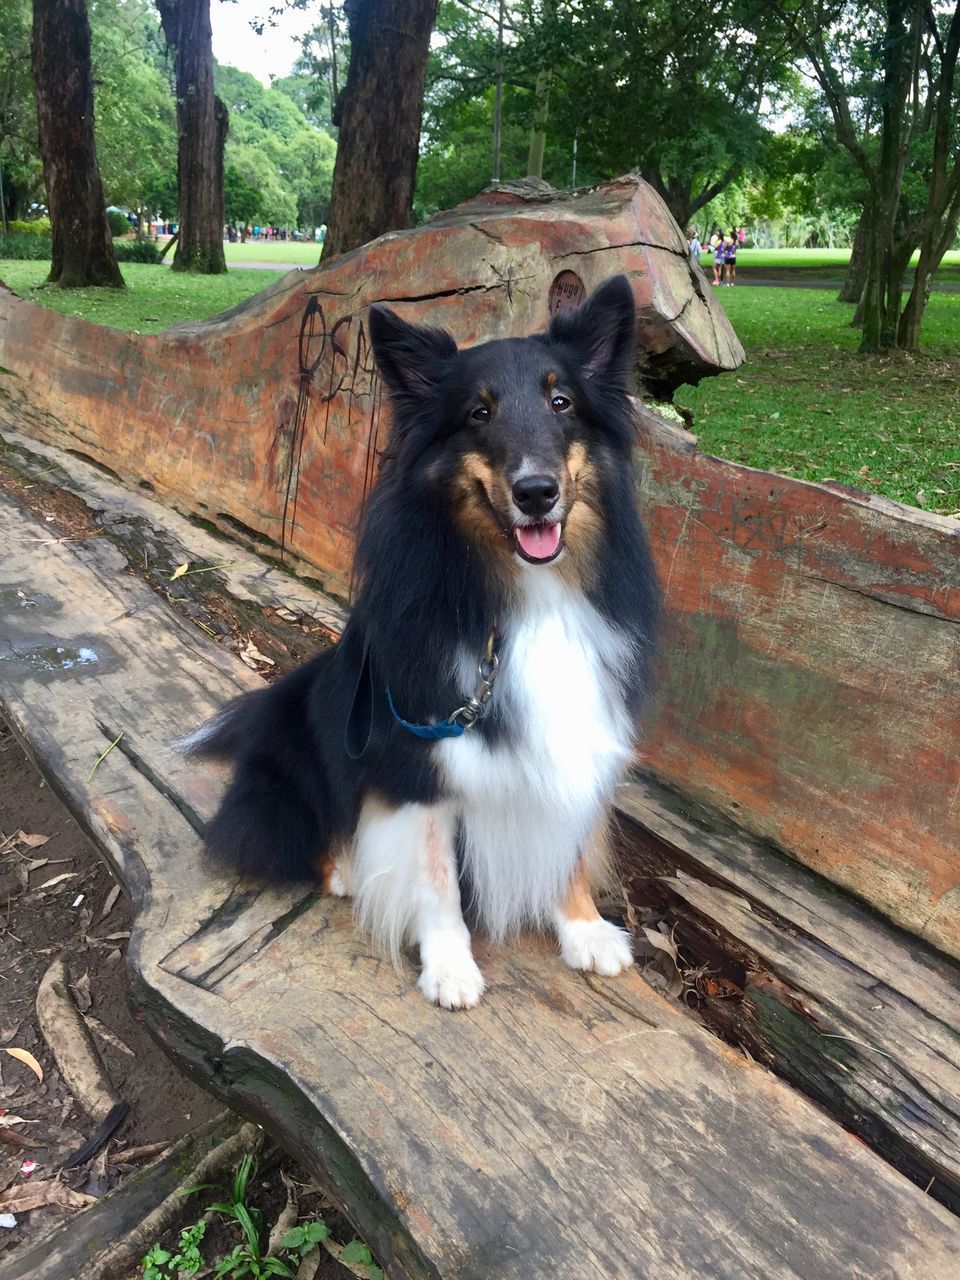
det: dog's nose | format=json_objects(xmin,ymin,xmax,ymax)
[{"xmin": 512, "ymin": 473, "xmax": 559, "ymax": 516}]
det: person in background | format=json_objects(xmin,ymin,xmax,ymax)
[
  {"xmin": 724, "ymin": 231, "xmax": 738, "ymax": 285},
  {"xmin": 687, "ymin": 227, "xmax": 702, "ymax": 263},
  {"xmin": 711, "ymin": 231, "xmax": 725, "ymax": 286}
]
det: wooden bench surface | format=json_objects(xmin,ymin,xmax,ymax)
[{"xmin": 2, "ymin": 478, "xmax": 960, "ymax": 1278}]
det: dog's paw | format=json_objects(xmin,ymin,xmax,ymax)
[
  {"xmin": 558, "ymin": 918, "xmax": 633, "ymax": 976},
  {"xmin": 418, "ymin": 952, "xmax": 485, "ymax": 1010}
]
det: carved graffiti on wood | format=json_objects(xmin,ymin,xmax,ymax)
[{"xmin": 273, "ymin": 296, "xmax": 385, "ymax": 562}]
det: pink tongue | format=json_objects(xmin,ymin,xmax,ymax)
[{"xmin": 516, "ymin": 522, "xmax": 562, "ymax": 561}]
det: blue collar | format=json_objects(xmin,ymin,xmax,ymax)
[
  {"xmin": 387, "ymin": 627, "xmax": 501, "ymax": 743},
  {"xmin": 386, "ymin": 688, "xmax": 466, "ymax": 740}
]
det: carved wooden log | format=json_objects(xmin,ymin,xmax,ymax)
[
  {"xmin": 2, "ymin": 489, "xmax": 959, "ymax": 1278},
  {"xmin": 0, "ymin": 175, "xmax": 741, "ymax": 602},
  {"xmin": 1, "ymin": 178, "xmax": 957, "ymax": 961},
  {"xmin": 633, "ymin": 411, "xmax": 960, "ymax": 961}
]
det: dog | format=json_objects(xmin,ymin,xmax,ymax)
[{"xmin": 182, "ymin": 274, "xmax": 661, "ymax": 1009}]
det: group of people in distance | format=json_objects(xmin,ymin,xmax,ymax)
[{"xmin": 686, "ymin": 226, "xmax": 745, "ymax": 286}]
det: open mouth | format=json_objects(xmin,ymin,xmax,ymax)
[{"xmin": 513, "ymin": 521, "xmax": 564, "ymax": 564}]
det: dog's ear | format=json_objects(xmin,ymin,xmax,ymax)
[
  {"xmin": 549, "ymin": 274, "xmax": 636, "ymax": 385},
  {"xmin": 368, "ymin": 305, "xmax": 458, "ymax": 401}
]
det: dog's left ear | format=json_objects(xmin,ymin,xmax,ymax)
[
  {"xmin": 549, "ymin": 274, "xmax": 636, "ymax": 385},
  {"xmin": 368, "ymin": 305, "xmax": 458, "ymax": 402}
]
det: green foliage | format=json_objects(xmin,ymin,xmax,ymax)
[
  {"xmin": 142, "ymin": 1220, "xmax": 207, "ymax": 1280},
  {"xmin": 138, "ymin": 1155, "xmax": 347, "ymax": 1280},
  {"xmin": 0, "ymin": 233, "xmax": 52, "ymax": 260},
  {"xmin": 420, "ymin": 0, "xmax": 802, "ymax": 225},
  {"xmin": 90, "ymin": 0, "xmax": 177, "ymax": 217},
  {"xmin": 114, "ymin": 238, "xmax": 162, "ymax": 263},
  {"xmin": 0, "ymin": 0, "xmax": 42, "ymax": 219},
  {"xmin": 215, "ymin": 64, "xmax": 336, "ymax": 230},
  {"xmin": 106, "ymin": 209, "xmax": 130, "ymax": 237},
  {"xmin": 224, "ymin": 165, "xmax": 264, "ymax": 229},
  {"xmin": 7, "ymin": 218, "xmax": 51, "ymax": 237}
]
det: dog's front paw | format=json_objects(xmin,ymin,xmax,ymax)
[
  {"xmin": 418, "ymin": 951, "xmax": 485, "ymax": 1010},
  {"xmin": 558, "ymin": 918, "xmax": 633, "ymax": 976}
]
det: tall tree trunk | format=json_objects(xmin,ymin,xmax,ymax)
[
  {"xmin": 157, "ymin": 0, "xmax": 227, "ymax": 274},
  {"xmin": 838, "ymin": 208, "xmax": 869, "ymax": 304},
  {"xmin": 898, "ymin": 4, "xmax": 960, "ymax": 348},
  {"xmin": 526, "ymin": 69, "xmax": 550, "ymax": 179},
  {"xmin": 31, "ymin": 0, "xmax": 123, "ymax": 288},
  {"xmin": 858, "ymin": 0, "xmax": 915, "ymax": 352},
  {"xmin": 322, "ymin": 0, "xmax": 437, "ymax": 262}
]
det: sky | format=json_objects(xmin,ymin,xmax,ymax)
[{"xmin": 210, "ymin": 0, "xmax": 316, "ymax": 84}]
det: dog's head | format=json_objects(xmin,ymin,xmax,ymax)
[{"xmin": 368, "ymin": 275, "xmax": 637, "ymax": 576}]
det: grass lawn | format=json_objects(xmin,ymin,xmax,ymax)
[
  {"xmin": 0, "ymin": 260, "xmax": 286, "ymax": 333},
  {"xmin": 676, "ymin": 286, "xmax": 960, "ymax": 515},
  {"xmin": 222, "ymin": 239, "xmax": 321, "ymax": 266},
  {"xmin": 717, "ymin": 247, "xmax": 960, "ymax": 285}
]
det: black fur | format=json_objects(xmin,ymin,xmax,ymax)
[{"xmin": 187, "ymin": 275, "xmax": 661, "ymax": 880}]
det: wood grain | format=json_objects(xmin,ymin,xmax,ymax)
[
  {"xmin": 617, "ymin": 774, "xmax": 960, "ymax": 1212},
  {"xmin": 2, "ymin": 492, "xmax": 959, "ymax": 1278}
]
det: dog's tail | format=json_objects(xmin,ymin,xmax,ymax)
[
  {"xmin": 174, "ymin": 692, "xmax": 259, "ymax": 761},
  {"xmin": 176, "ymin": 657, "xmax": 342, "ymax": 880}
]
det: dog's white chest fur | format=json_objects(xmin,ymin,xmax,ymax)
[{"xmin": 437, "ymin": 568, "xmax": 634, "ymax": 938}]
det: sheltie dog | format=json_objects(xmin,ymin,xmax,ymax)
[{"xmin": 183, "ymin": 274, "xmax": 661, "ymax": 1009}]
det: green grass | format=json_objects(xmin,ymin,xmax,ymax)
[
  {"xmin": 0, "ymin": 260, "xmax": 285, "ymax": 333},
  {"xmin": 713, "ymin": 247, "xmax": 960, "ymax": 284},
  {"xmin": 222, "ymin": 239, "xmax": 321, "ymax": 266},
  {"xmin": 676, "ymin": 286, "xmax": 960, "ymax": 514}
]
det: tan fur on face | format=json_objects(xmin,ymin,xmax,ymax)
[
  {"xmin": 451, "ymin": 451, "xmax": 516, "ymax": 570},
  {"xmin": 557, "ymin": 442, "xmax": 603, "ymax": 590}
]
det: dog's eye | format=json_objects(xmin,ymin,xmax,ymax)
[
  {"xmin": 470, "ymin": 405, "xmax": 491, "ymax": 423},
  {"xmin": 551, "ymin": 393, "xmax": 571, "ymax": 413}
]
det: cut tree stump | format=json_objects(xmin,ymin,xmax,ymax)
[{"xmin": 2, "ymin": 487, "xmax": 960, "ymax": 1279}]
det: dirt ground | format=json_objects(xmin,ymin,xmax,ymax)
[
  {"xmin": 0, "ymin": 718, "xmax": 360, "ymax": 1277},
  {"xmin": 0, "ymin": 716, "xmax": 222, "ymax": 1251}
]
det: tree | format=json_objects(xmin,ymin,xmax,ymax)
[
  {"xmin": 323, "ymin": 0, "xmax": 438, "ymax": 260},
  {"xmin": 224, "ymin": 163, "xmax": 263, "ymax": 229},
  {"xmin": 897, "ymin": 4, "xmax": 960, "ymax": 349},
  {"xmin": 157, "ymin": 0, "xmax": 227, "ymax": 273},
  {"xmin": 420, "ymin": 1, "xmax": 799, "ymax": 229},
  {"xmin": 534, "ymin": 0, "xmax": 797, "ymax": 229},
  {"xmin": 92, "ymin": 0, "xmax": 176, "ymax": 234},
  {"xmin": 31, "ymin": 0, "xmax": 123, "ymax": 286},
  {"xmin": 216, "ymin": 64, "xmax": 336, "ymax": 231},
  {"xmin": 1, "ymin": 0, "xmax": 42, "ymax": 227},
  {"xmin": 781, "ymin": 0, "xmax": 960, "ymax": 351}
]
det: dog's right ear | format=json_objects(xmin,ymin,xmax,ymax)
[{"xmin": 368, "ymin": 305, "xmax": 458, "ymax": 402}]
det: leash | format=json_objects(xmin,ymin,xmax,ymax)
[{"xmin": 344, "ymin": 625, "xmax": 501, "ymax": 762}]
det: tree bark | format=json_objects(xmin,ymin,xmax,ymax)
[
  {"xmin": 526, "ymin": 69, "xmax": 550, "ymax": 179},
  {"xmin": 898, "ymin": 191, "xmax": 960, "ymax": 348},
  {"xmin": 838, "ymin": 207, "xmax": 869, "ymax": 304},
  {"xmin": 31, "ymin": 0, "xmax": 123, "ymax": 288},
  {"xmin": 157, "ymin": 0, "xmax": 227, "ymax": 274},
  {"xmin": 322, "ymin": 0, "xmax": 437, "ymax": 261}
]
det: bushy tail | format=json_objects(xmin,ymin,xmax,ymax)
[
  {"xmin": 175, "ymin": 691, "xmax": 263, "ymax": 762},
  {"xmin": 176, "ymin": 659, "xmax": 339, "ymax": 880}
]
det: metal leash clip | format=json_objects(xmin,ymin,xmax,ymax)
[{"xmin": 447, "ymin": 651, "xmax": 500, "ymax": 731}]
